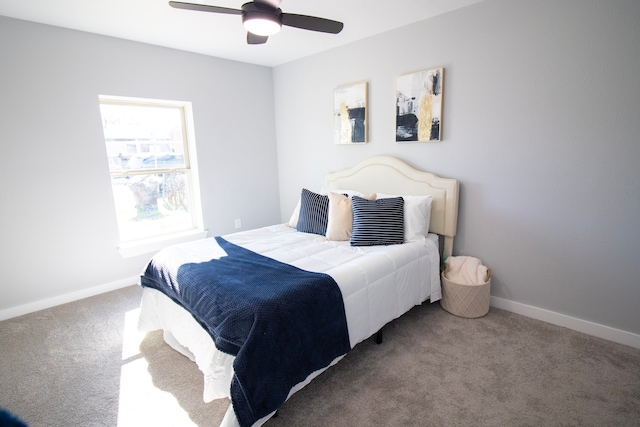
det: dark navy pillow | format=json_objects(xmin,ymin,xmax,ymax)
[
  {"xmin": 296, "ymin": 188, "xmax": 330, "ymax": 236},
  {"xmin": 350, "ymin": 196, "xmax": 404, "ymax": 246}
]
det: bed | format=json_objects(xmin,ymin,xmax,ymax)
[{"xmin": 137, "ymin": 155, "xmax": 459, "ymax": 427}]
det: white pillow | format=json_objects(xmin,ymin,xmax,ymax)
[
  {"xmin": 377, "ymin": 193, "xmax": 432, "ymax": 242},
  {"xmin": 286, "ymin": 198, "xmax": 301, "ymax": 228}
]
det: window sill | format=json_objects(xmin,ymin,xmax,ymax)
[{"xmin": 118, "ymin": 229, "xmax": 209, "ymax": 258}]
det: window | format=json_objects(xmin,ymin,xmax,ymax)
[{"xmin": 99, "ymin": 96, "xmax": 203, "ymax": 250}]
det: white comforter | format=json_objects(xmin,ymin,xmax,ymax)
[{"xmin": 138, "ymin": 224, "xmax": 441, "ymax": 426}]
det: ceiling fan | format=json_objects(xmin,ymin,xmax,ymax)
[{"xmin": 168, "ymin": 0, "xmax": 344, "ymax": 45}]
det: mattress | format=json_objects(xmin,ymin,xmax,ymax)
[{"xmin": 138, "ymin": 224, "xmax": 441, "ymax": 426}]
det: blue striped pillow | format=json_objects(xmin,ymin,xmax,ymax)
[
  {"xmin": 296, "ymin": 188, "xmax": 330, "ymax": 235},
  {"xmin": 350, "ymin": 196, "xmax": 405, "ymax": 246}
]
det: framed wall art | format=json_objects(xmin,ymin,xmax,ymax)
[
  {"xmin": 396, "ymin": 67, "xmax": 444, "ymax": 142},
  {"xmin": 333, "ymin": 81, "xmax": 368, "ymax": 144}
]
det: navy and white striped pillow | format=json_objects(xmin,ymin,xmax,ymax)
[
  {"xmin": 296, "ymin": 188, "xmax": 330, "ymax": 235},
  {"xmin": 350, "ymin": 196, "xmax": 405, "ymax": 246}
]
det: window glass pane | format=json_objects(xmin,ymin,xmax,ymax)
[
  {"xmin": 99, "ymin": 97, "xmax": 199, "ymax": 243},
  {"xmin": 112, "ymin": 172, "xmax": 192, "ymax": 242},
  {"xmin": 100, "ymin": 103, "xmax": 186, "ymax": 173}
]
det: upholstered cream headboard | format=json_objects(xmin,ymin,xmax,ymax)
[{"xmin": 323, "ymin": 156, "xmax": 459, "ymax": 259}]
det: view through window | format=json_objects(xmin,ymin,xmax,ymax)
[{"xmin": 99, "ymin": 97, "xmax": 200, "ymax": 243}]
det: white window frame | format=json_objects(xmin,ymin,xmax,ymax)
[{"xmin": 99, "ymin": 95, "xmax": 206, "ymax": 258}]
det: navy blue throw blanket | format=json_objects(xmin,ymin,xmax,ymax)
[{"xmin": 140, "ymin": 237, "xmax": 351, "ymax": 427}]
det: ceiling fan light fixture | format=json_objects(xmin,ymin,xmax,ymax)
[
  {"xmin": 168, "ymin": 1, "xmax": 344, "ymax": 45},
  {"xmin": 243, "ymin": 12, "xmax": 282, "ymax": 36}
]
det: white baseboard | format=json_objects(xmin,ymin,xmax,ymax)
[
  {"xmin": 491, "ymin": 296, "xmax": 640, "ymax": 350},
  {"xmin": 0, "ymin": 276, "xmax": 139, "ymax": 322},
  {"xmin": 3, "ymin": 281, "xmax": 638, "ymax": 350}
]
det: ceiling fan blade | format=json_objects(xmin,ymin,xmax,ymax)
[
  {"xmin": 168, "ymin": 1, "xmax": 242, "ymax": 15},
  {"xmin": 247, "ymin": 32, "xmax": 269, "ymax": 45},
  {"xmin": 254, "ymin": 0, "xmax": 282, "ymax": 9},
  {"xmin": 281, "ymin": 13, "xmax": 344, "ymax": 34}
]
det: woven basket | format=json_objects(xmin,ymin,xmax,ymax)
[{"xmin": 440, "ymin": 268, "xmax": 491, "ymax": 318}]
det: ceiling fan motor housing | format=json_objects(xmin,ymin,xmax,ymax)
[{"xmin": 242, "ymin": 2, "xmax": 283, "ymax": 36}]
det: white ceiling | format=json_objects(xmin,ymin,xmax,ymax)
[{"xmin": 0, "ymin": 0, "xmax": 483, "ymax": 67}]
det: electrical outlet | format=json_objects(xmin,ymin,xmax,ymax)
[{"xmin": 234, "ymin": 218, "xmax": 242, "ymax": 229}]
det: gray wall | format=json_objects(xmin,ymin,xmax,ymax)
[
  {"xmin": 2, "ymin": 0, "xmax": 639, "ymax": 340},
  {"xmin": 0, "ymin": 16, "xmax": 280, "ymax": 311},
  {"xmin": 273, "ymin": 0, "xmax": 640, "ymax": 335}
]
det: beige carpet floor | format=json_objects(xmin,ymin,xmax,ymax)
[{"xmin": 1, "ymin": 285, "xmax": 639, "ymax": 426}]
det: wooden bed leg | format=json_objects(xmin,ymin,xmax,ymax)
[{"xmin": 375, "ymin": 329, "xmax": 383, "ymax": 345}]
